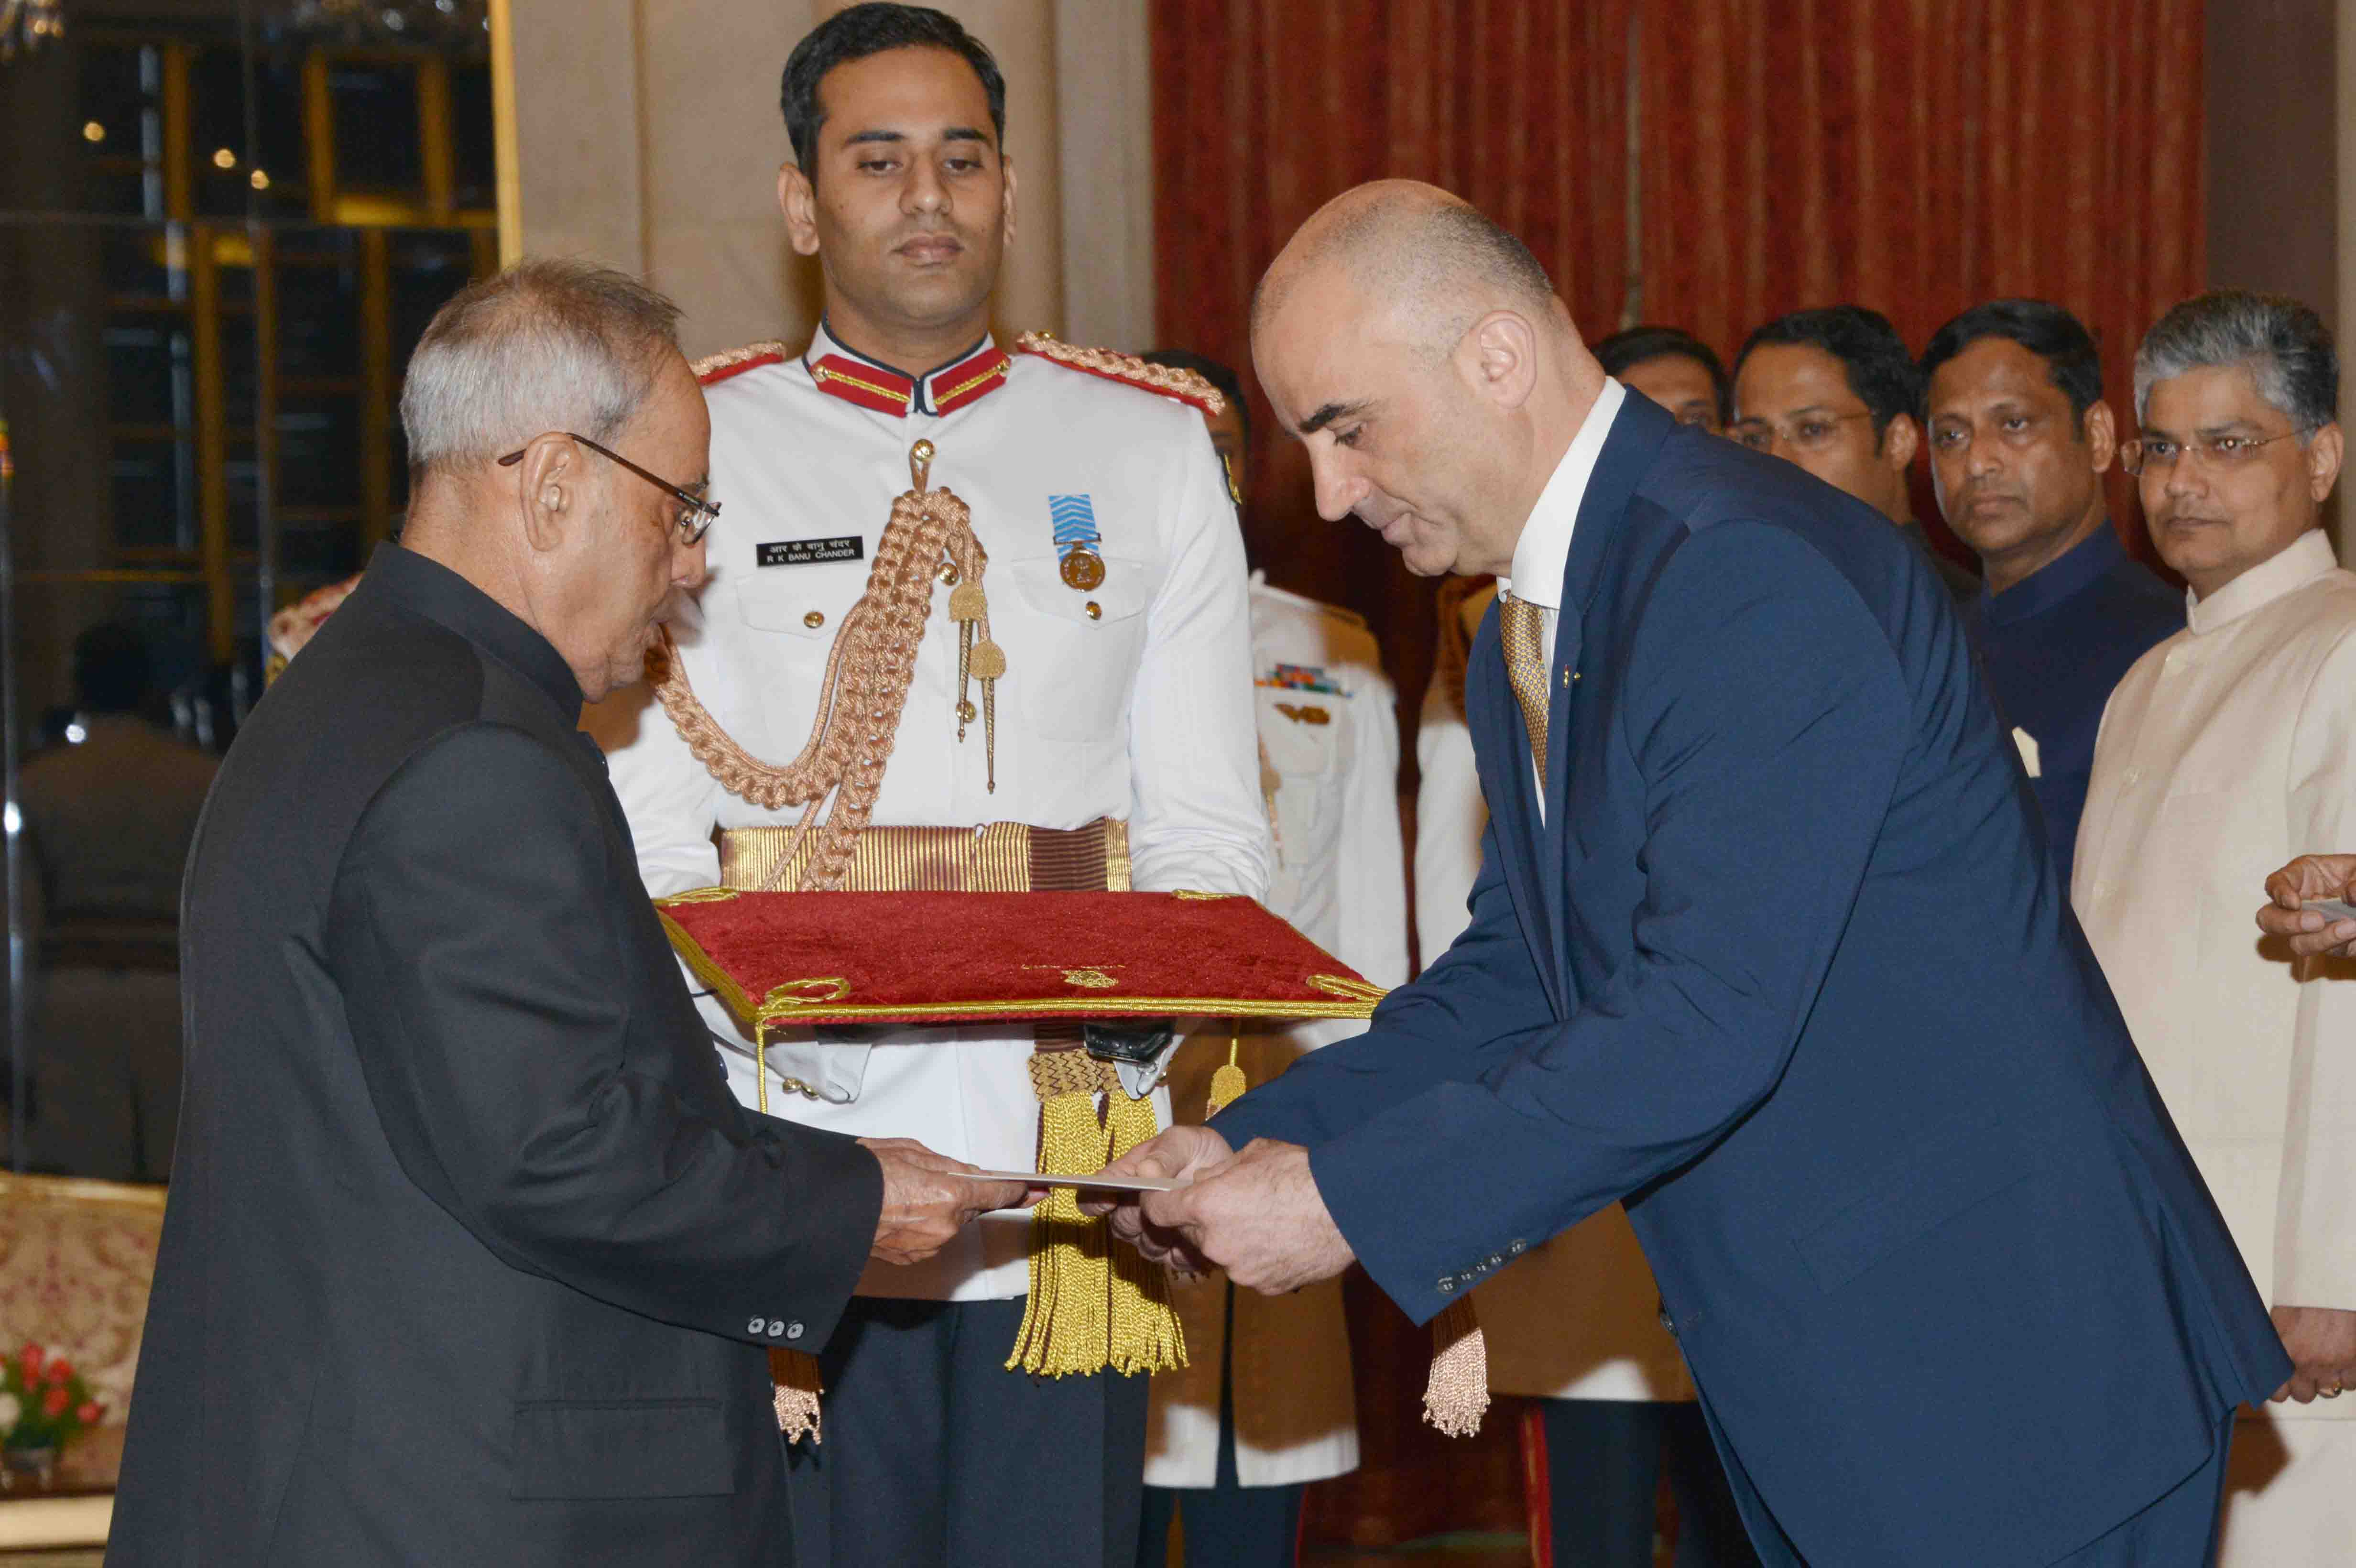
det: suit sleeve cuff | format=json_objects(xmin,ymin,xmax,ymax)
[
  {"xmin": 737, "ymin": 1119, "xmax": 882, "ymax": 1352},
  {"xmin": 1308, "ymin": 1083, "xmax": 1580, "ymax": 1326}
]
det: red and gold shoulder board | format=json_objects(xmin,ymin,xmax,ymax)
[
  {"xmin": 1013, "ymin": 332, "xmax": 1225, "ymax": 418},
  {"xmin": 692, "ymin": 340, "xmax": 790, "ymax": 387}
]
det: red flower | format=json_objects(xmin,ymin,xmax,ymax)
[
  {"xmin": 43, "ymin": 1359, "xmax": 71, "ymax": 1385},
  {"xmin": 17, "ymin": 1344, "xmax": 42, "ymax": 1378},
  {"xmin": 74, "ymin": 1402, "xmax": 101, "ymax": 1426},
  {"xmin": 41, "ymin": 1386, "xmax": 68, "ymax": 1418}
]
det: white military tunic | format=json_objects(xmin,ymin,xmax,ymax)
[
  {"xmin": 1414, "ymin": 585, "xmax": 1693, "ymax": 1405},
  {"xmin": 1143, "ymin": 574, "xmax": 1407, "ymax": 1489},
  {"xmin": 592, "ymin": 324, "xmax": 1272, "ymax": 1304},
  {"xmin": 2073, "ymin": 528, "xmax": 2356, "ymax": 1562}
]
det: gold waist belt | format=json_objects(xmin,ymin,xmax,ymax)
[{"xmin": 717, "ymin": 818, "xmax": 1131, "ymax": 894}]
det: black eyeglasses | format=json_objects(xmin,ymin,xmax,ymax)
[{"xmin": 498, "ymin": 432, "xmax": 719, "ymax": 545}]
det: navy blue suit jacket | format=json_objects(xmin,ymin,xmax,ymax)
[{"xmin": 1214, "ymin": 395, "xmax": 2286, "ymax": 1566}]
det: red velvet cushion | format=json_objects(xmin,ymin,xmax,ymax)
[{"xmin": 655, "ymin": 890, "xmax": 1382, "ymax": 1029}]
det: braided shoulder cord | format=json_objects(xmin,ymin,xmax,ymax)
[{"xmin": 651, "ymin": 448, "xmax": 996, "ymax": 892}]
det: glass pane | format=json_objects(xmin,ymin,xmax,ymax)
[
  {"xmin": 0, "ymin": 6, "xmax": 497, "ymax": 1191},
  {"xmin": 329, "ymin": 59, "xmax": 423, "ymax": 192},
  {"xmin": 276, "ymin": 393, "xmax": 362, "ymax": 509},
  {"xmin": 451, "ymin": 62, "xmax": 496, "ymax": 210}
]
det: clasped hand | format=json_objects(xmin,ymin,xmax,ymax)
[
  {"xmin": 2256, "ymin": 854, "xmax": 2356, "ymax": 958},
  {"xmin": 1080, "ymin": 1125, "xmax": 1356, "ymax": 1295},
  {"xmin": 859, "ymin": 1138, "xmax": 1032, "ymax": 1266}
]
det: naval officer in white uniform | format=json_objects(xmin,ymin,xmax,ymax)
[
  {"xmin": 1132, "ymin": 351, "xmax": 1403, "ymax": 1568},
  {"xmin": 588, "ymin": 11, "xmax": 1268, "ymax": 1567}
]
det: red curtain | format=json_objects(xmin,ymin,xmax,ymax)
[
  {"xmin": 1149, "ymin": 0, "xmax": 2204, "ymax": 1548},
  {"xmin": 1639, "ymin": 0, "xmax": 2205, "ymax": 559}
]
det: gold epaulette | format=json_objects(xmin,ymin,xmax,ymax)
[
  {"xmin": 1013, "ymin": 331, "xmax": 1226, "ymax": 418},
  {"xmin": 692, "ymin": 340, "xmax": 791, "ymax": 387}
]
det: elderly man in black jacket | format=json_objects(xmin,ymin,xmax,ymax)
[{"xmin": 107, "ymin": 259, "xmax": 1020, "ymax": 1566}]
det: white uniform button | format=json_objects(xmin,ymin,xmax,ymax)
[
  {"xmin": 785, "ymin": 1322, "xmax": 806, "ymax": 1341},
  {"xmin": 766, "ymin": 1320, "xmax": 786, "ymax": 1339},
  {"xmin": 747, "ymin": 1317, "xmax": 769, "ymax": 1336}
]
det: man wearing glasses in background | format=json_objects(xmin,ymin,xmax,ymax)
[
  {"xmin": 1731, "ymin": 305, "xmax": 1980, "ymax": 603},
  {"xmin": 2074, "ymin": 290, "xmax": 2356, "ymax": 1563}
]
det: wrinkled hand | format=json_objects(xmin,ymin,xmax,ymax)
[
  {"xmin": 860, "ymin": 1137, "xmax": 1028, "ymax": 1267},
  {"xmin": 1082, "ymin": 1125, "xmax": 1235, "ymax": 1276},
  {"xmin": 2270, "ymin": 1305, "xmax": 2356, "ymax": 1404},
  {"xmin": 1135, "ymin": 1138, "xmax": 1355, "ymax": 1296},
  {"xmin": 2258, "ymin": 855, "xmax": 2356, "ymax": 958}
]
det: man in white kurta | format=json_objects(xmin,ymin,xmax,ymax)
[
  {"xmin": 589, "ymin": 13, "xmax": 1268, "ymax": 1567},
  {"xmin": 2073, "ymin": 290, "xmax": 2356, "ymax": 1564},
  {"xmin": 1417, "ymin": 574, "xmax": 1755, "ymax": 1568}
]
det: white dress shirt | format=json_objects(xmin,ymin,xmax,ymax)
[
  {"xmin": 589, "ymin": 324, "xmax": 1273, "ymax": 1303},
  {"xmin": 1499, "ymin": 377, "xmax": 1625, "ymax": 817}
]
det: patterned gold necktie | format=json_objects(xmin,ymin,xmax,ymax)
[{"xmin": 1500, "ymin": 592, "xmax": 1550, "ymax": 780}]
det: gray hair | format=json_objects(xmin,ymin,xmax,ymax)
[
  {"xmin": 399, "ymin": 258, "xmax": 685, "ymax": 478},
  {"xmin": 2133, "ymin": 290, "xmax": 2338, "ymax": 434}
]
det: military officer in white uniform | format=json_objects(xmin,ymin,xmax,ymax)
[
  {"xmin": 1416, "ymin": 574, "xmax": 1756, "ymax": 1568},
  {"xmin": 588, "ymin": 11, "xmax": 1267, "ymax": 1568},
  {"xmin": 1131, "ymin": 351, "xmax": 1401, "ymax": 1567}
]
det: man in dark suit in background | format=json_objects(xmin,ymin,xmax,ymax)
[
  {"xmin": 109, "ymin": 259, "xmax": 1020, "ymax": 1566},
  {"xmin": 1918, "ymin": 299, "xmax": 2181, "ymax": 888},
  {"xmin": 1103, "ymin": 182, "xmax": 2289, "ymax": 1566}
]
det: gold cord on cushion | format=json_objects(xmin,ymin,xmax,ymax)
[
  {"xmin": 769, "ymin": 1346, "xmax": 823, "ymax": 1446},
  {"xmin": 1422, "ymin": 1297, "xmax": 1490, "ymax": 1437},
  {"xmin": 650, "ymin": 439, "xmax": 1002, "ymax": 891}
]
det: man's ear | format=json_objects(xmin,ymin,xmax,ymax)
[
  {"xmin": 2083, "ymin": 399, "xmax": 2117, "ymax": 474},
  {"xmin": 1882, "ymin": 411, "xmax": 1921, "ymax": 471},
  {"xmin": 512, "ymin": 434, "xmax": 578, "ymax": 555},
  {"xmin": 780, "ymin": 162, "xmax": 820, "ymax": 258},
  {"xmin": 1463, "ymin": 310, "xmax": 1539, "ymax": 413},
  {"xmin": 999, "ymin": 152, "xmax": 1018, "ymax": 248},
  {"xmin": 2306, "ymin": 422, "xmax": 2344, "ymax": 503}
]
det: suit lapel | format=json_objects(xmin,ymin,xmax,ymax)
[
  {"xmin": 1537, "ymin": 393, "xmax": 1676, "ymax": 991},
  {"xmin": 1466, "ymin": 605, "xmax": 1565, "ymax": 1017}
]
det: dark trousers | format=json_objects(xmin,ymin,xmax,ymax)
[
  {"xmin": 788, "ymin": 1296, "xmax": 1149, "ymax": 1568},
  {"xmin": 1538, "ymin": 1397, "xmax": 1759, "ymax": 1568},
  {"xmin": 1138, "ymin": 1282, "xmax": 1307, "ymax": 1568}
]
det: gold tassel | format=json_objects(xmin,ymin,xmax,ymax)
[
  {"xmin": 1105, "ymin": 1086, "xmax": 1187, "ymax": 1376},
  {"xmin": 769, "ymin": 1347, "xmax": 824, "ymax": 1446},
  {"xmin": 1422, "ymin": 1296, "xmax": 1490, "ymax": 1437},
  {"xmin": 1205, "ymin": 1028, "xmax": 1247, "ymax": 1115},
  {"xmin": 1005, "ymin": 1085, "xmax": 1114, "ymax": 1377}
]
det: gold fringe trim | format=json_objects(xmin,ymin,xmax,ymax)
[
  {"xmin": 1005, "ymin": 1054, "xmax": 1188, "ymax": 1379},
  {"xmin": 1105, "ymin": 1087, "xmax": 1185, "ymax": 1376},
  {"xmin": 1422, "ymin": 1297, "xmax": 1490, "ymax": 1437},
  {"xmin": 769, "ymin": 1347, "xmax": 824, "ymax": 1446}
]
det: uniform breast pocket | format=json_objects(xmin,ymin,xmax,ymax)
[
  {"xmin": 733, "ymin": 570, "xmax": 863, "ymax": 712},
  {"xmin": 1003, "ymin": 555, "xmax": 1151, "ymax": 741}
]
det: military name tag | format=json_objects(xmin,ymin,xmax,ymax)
[{"xmin": 757, "ymin": 536, "xmax": 864, "ymax": 568}]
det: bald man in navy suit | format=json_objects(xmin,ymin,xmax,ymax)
[{"xmin": 1103, "ymin": 184, "xmax": 2289, "ymax": 1568}]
